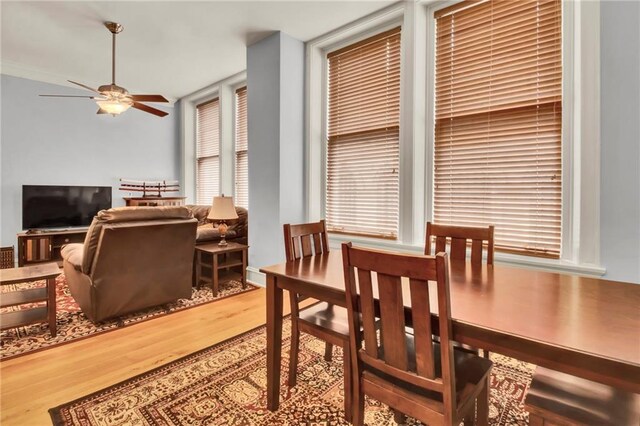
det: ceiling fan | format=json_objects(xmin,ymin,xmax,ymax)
[{"xmin": 40, "ymin": 22, "xmax": 169, "ymax": 117}]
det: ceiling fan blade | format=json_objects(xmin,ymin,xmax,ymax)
[
  {"xmin": 130, "ymin": 94, "xmax": 169, "ymax": 103},
  {"xmin": 132, "ymin": 102, "xmax": 168, "ymax": 117},
  {"xmin": 40, "ymin": 94, "xmax": 95, "ymax": 98},
  {"xmin": 97, "ymin": 108, "xmax": 108, "ymax": 114},
  {"xmin": 68, "ymin": 80, "xmax": 101, "ymax": 94}
]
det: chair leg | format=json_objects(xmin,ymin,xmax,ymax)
[
  {"xmin": 352, "ymin": 377, "xmax": 365, "ymax": 426},
  {"xmin": 483, "ymin": 349, "xmax": 490, "ymax": 359},
  {"xmin": 393, "ymin": 410, "xmax": 406, "ymax": 424},
  {"xmin": 477, "ymin": 376, "xmax": 490, "ymax": 426},
  {"xmin": 342, "ymin": 342, "xmax": 352, "ymax": 422},
  {"xmin": 288, "ymin": 292, "xmax": 301, "ymax": 388},
  {"xmin": 323, "ymin": 305, "xmax": 335, "ymax": 362},
  {"xmin": 528, "ymin": 413, "xmax": 545, "ymax": 426},
  {"xmin": 324, "ymin": 342, "xmax": 334, "ymax": 362},
  {"xmin": 463, "ymin": 398, "xmax": 476, "ymax": 426},
  {"xmin": 288, "ymin": 319, "xmax": 300, "ymax": 387}
]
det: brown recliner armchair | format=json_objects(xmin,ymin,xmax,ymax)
[{"xmin": 61, "ymin": 206, "xmax": 198, "ymax": 323}]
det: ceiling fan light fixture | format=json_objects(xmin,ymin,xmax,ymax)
[{"xmin": 96, "ymin": 98, "xmax": 133, "ymax": 115}]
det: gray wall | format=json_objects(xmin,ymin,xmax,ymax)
[
  {"xmin": 278, "ymin": 33, "xmax": 305, "ymax": 228},
  {"xmin": 0, "ymin": 74, "xmax": 179, "ymax": 247},
  {"xmin": 247, "ymin": 33, "xmax": 282, "ymax": 268},
  {"xmin": 247, "ymin": 32, "xmax": 304, "ymax": 269},
  {"xmin": 600, "ymin": 0, "xmax": 640, "ymax": 283}
]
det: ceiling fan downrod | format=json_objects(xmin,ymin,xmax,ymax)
[{"xmin": 104, "ymin": 22, "xmax": 123, "ymax": 85}]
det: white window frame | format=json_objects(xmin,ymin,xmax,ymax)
[
  {"xmin": 180, "ymin": 71, "xmax": 246, "ymax": 204},
  {"xmin": 232, "ymin": 82, "xmax": 249, "ymax": 208},
  {"xmin": 306, "ymin": 3, "xmax": 409, "ymax": 243},
  {"xmin": 306, "ymin": 0, "xmax": 604, "ymax": 276},
  {"xmin": 422, "ymin": 0, "xmax": 602, "ymax": 275}
]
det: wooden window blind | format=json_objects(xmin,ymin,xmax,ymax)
[
  {"xmin": 326, "ymin": 27, "xmax": 401, "ymax": 239},
  {"xmin": 235, "ymin": 86, "xmax": 248, "ymax": 209},
  {"xmin": 434, "ymin": 0, "xmax": 562, "ymax": 257},
  {"xmin": 196, "ymin": 98, "xmax": 220, "ymax": 205}
]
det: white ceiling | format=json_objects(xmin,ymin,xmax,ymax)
[{"xmin": 1, "ymin": 1, "xmax": 395, "ymax": 100}]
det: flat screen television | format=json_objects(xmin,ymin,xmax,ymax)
[{"xmin": 22, "ymin": 185, "xmax": 112, "ymax": 230}]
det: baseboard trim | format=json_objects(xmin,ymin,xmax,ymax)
[{"xmin": 246, "ymin": 266, "xmax": 266, "ymax": 287}]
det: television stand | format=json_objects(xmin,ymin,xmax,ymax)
[{"xmin": 17, "ymin": 228, "xmax": 88, "ymax": 267}]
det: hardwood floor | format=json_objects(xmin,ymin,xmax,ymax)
[{"xmin": 0, "ymin": 287, "xmax": 288, "ymax": 426}]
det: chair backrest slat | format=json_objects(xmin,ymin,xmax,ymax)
[
  {"xmin": 357, "ymin": 268, "xmax": 378, "ymax": 357},
  {"xmin": 471, "ymin": 239, "xmax": 483, "ymax": 267},
  {"xmin": 435, "ymin": 236, "xmax": 447, "ymax": 254},
  {"xmin": 425, "ymin": 222, "xmax": 495, "ymax": 266},
  {"xmin": 377, "ymin": 272, "xmax": 408, "ymax": 370},
  {"xmin": 292, "ymin": 236, "xmax": 302, "ymax": 259},
  {"xmin": 283, "ymin": 220, "xmax": 329, "ymax": 262},
  {"xmin": 409, "ymin": 278, "xmax": 435, "ymax": 378},
  {"xmin": 342, "ymin": 243, "xmax": 455, "ymax": 408},
  {"xmin": 301, "ymin": 234, "xmax": 312, "ymax": 257},
  {"xmin": 450, "ymin": 237, "xmax": 467, "ymax": 261},
  {"xmin": 313, "ymin": 233, "xmax": 322, "ymax": 254}
]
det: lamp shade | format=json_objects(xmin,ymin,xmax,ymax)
[{"xmin": 207, "ymin": 196, "xmax": 238, "ymax": 221}]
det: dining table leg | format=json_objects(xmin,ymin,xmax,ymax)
[{"xmin": 266, "ymin": 273, "xmax": 283, "ymax": 411}]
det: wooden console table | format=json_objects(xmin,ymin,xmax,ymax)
[
  {"xmin": 124, "ymin": 197, "xmax": 186, "ymax": 207},
  {"xmin": 17, "ymin": 229, "xmax": 87, "ymax": 267},
  {"xmin": 0, "ymin": 263, "xmax": 60, "ymax": 336},
  {"xmin": 195, "ymin": 242, "xmax": 248, "ymax": 297}
]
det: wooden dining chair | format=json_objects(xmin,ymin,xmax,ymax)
[
  {"xmin": 342, "ymin": 243, "xmax": 493, "ymax": 426},
  {"xmin": 425, "ymin": 221, "xmax": 495, "ymax": 359},
  {"xmin": 283, "ymin": 220, "xmax": 353, "ymax": 421},
  {"xmin": 425, "ymin": 222, "xmax": 495, "ymax": 266},
  {"xmin": 525, "ymin": 367, "xmax": 640, "ymax": 426}
]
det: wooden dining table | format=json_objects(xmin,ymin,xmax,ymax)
[{"xmin": 261, "ymin": 251, "xmax": 640, "ymax": 411}]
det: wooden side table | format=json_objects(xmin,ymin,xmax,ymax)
[
  {"xmin": 0, "ymin": 263, "xmax": 60, "ymax": 336},
  {"xmin": 195, "ymin": 242, "xmax": 248, "ymax": 297}
]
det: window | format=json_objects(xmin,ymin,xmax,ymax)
[
  {"xmin": 196, "ymin": 98, "xmax": 220, "ymax": 204},
  {"xmin": 235, "ymin": 86, "xmax": 248, "ymax": 209},
  {"xmin": 433, "ymin": 0, "xmax": 562, "ymax": 257},
  {"xmin": 326, "ymin": 27, "xmax": 402, "ymax": 239}
]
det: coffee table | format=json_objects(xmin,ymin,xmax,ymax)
[
  {"xmin": 0, "ymin": 262, "xmax": 60, "ymax": 337},
  {"xmin": 195, "ymin": 242, "xmax": 248, "ymax": 296}
]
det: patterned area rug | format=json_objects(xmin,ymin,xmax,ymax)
[
  {"xmin": 50, "ymin": 320, "xmax": 535, "ymax": 425},
  {"xmin": 0, "ymin": 275, "xmax": 257, "ymax": 360}
]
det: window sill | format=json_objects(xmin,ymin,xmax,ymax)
[
  {"xmin": 328, "ymin": 232, "xmax": 421, "ymax": 253},
  {"xmin": 492, "ymin": 252, "xmax": 606, "ymax": 278},
  {"xmin": 327, "ymin": 233, "xmax": 606, "ymax": 278}
]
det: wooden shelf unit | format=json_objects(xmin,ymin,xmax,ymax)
[
  {"xmin": 17, "ymin": 229, "xmax": 88, "ymax": 267},
  {"xmin": 1, "ymin": 306, "xmax": 49, "ymax": 330},
  {"xmin": 1, "ymin": 287, "xmax": 48, "ymax": 307},
  {"xmin": 123, "ymin": 197, "xmax": 186, "ymax": 207}
]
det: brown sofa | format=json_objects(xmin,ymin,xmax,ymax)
[
  {"xmin": 61, "ymin": 206, "xmax": 198, "ymax": 323},
  {"xmin": 187, "ymin": 205, "xmax": 248, "ymax": 245}
]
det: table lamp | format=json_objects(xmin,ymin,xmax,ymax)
[{"xmin": 207, "ymin": 195, "xmax": 238, "ymax": 246}]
